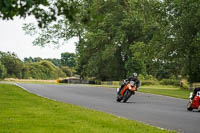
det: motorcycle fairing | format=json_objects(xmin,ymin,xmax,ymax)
[{"xmin": 121, "ymin": 84, "xmax": 136, "ymax": 96}]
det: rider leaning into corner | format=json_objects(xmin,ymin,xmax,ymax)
[
  {"xmin": 118, "ymin": 72, "xmax": 141, "ymax": 95},
  {"xmin": 191, "ymin": 87, "xmax": 200, "ymax": 100}
]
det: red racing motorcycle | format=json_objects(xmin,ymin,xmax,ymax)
[
  {"xmin": 116, "ymin": 81, "xmax": 137, "ymax": 103},
  {"xmin": 187, "ymin": 91, "xmax": 200, "ymax": 111}
]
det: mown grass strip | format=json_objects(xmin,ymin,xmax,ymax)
[
  {"xmin": 139, "ymin": 85, "xmax": 191, "ymax": 99},
  {"xmin": 0, "ymin": 83, "xmax": 175, "ymax": 133},
  {"xmin": 3, "ymin": 80, "xmax": 57, "ymax": 84},
  {"xmin": 90, "ymin": 84, "xmax": 191, "ymax": 99}
]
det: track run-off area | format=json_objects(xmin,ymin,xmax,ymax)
[{"xmin": 17, "ymin": 83, "xmax": 200, "ymax": 133}]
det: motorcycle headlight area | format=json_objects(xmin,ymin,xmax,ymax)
[{"xmin": 197, "ymin": 91, "xmax": 200, "ymax": 96}]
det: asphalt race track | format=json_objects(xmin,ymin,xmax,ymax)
[{"xmin": 17, "ymin": 83, "xmax": 200, "ymax": 133}]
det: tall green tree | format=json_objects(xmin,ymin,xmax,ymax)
[
  {"xmin": 24, "ymin": 0, "xmax": 162, "ymax": 81},
  {"xmin": 0, "ymin": 61, "xmax": 6, "ymax": 79},
  {"xmin": 61, "ymin": 52, "xmax": 76, "ymax": 67},
  {"xmin": 166, "ymin": 0, "xmax": 200, "ymax": 83},
  {"xmin": 0, "ymin": 52, "xmax": 24, "ymax": 78},
  {"xmin": 76, "ymin": 0, "xmax": 129, "ymax": 80},
  {"xmin": 144, "ymin": 0, "xmax": 200, "ymax": 82},
  {"xmin": 23, "ymin": 0, "xmax": 200, "ymax": 82}
]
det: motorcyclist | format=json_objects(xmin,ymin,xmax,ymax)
[
  {"xmin": 118, "ymin": 72, "xmax": 140, "ymax": 95},
  {"xmin": 191, "ymin": 87, "xmax": 200, "ymax": 100}
]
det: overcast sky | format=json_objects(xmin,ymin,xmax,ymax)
[{"xmin": 0, "ymin": 16, "xmax": 77, "ymax": 60}]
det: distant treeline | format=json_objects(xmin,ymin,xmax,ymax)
[{"xmin": 0, "ymin": 51, "xmax": 76, "ymax": 80}]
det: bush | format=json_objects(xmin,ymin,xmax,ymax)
[
  {"xmin": 138, "ymin": 75, "xmax": 145, "ymax": 80},
  {"xmin": 29, "ymin": 63, "xmax": 47, "ymax": 79},
  {"xmin": 144, "ymin": 75, "xmax": 155, "ymax": 80},
  {"xmin": 139, "ymin": 74, "xmax": 158, "ymax": 85},
  {"xmin": 56, "ymin": 68, "xmax": 66, "ymax": 78},
  {"xmin": 180, "ymin": 79, "xmax": 190, "ymax": 90},
  {"xmin": 141, "ymin": 80, "xmax": 159, "ymax": 85},
  {"xmin": 160, "ymin": 79, "xmax": 180, "ymax": 86},
  {"xmin": 61, "ymin": 66, "xmax": 76, "ymax": 77},
  {"xmin": 139, "ymin": 74, "xmax": 156, "ymax": 80},
  {"xmin": 28, "ymin": 60, "xmax": 66, "ymax": 79}
]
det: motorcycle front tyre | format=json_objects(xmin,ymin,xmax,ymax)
[
  {"xmin": 187, "ymin": 101, "xmax": 193, "ymax": 111},
  {"xmin": 116, "ymin": 95, "xmax": 122, "ymax": 102},
  {"xmin": 122, "ymin": 90, "xmax": 132, "ymax": 103}
]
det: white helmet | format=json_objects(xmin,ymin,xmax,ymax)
[{"xmin": 133, "ymin": 72, "xmax": 137, "ymax": 77}]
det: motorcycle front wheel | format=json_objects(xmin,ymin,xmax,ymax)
[
  {"xmin": 116, "ymin": 95, "xmax": 122, "ymax": 102},
  {"xmin": 122, "ymin": 90, "xmax": 132, "ymax": 103},
  {"xmin": 187, "ymin": 101, "xmax": 193, "ymax": 111}
]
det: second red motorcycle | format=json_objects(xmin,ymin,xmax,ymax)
[{"xmin": 187, "ymin": 91, "xmax": 200, "ymax": 111}]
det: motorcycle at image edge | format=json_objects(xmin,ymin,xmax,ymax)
[
  {"xmin": 116, "ymin": 81, "xmax": 137, "ymax": 103},
  {"xmin": 187, "ymin": 91, "xmax": 200, "ymax": 111}
]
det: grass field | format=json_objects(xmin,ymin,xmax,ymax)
[{"xmin": 0, "ymin": 83, "xmax": 175, "ymax": 133}]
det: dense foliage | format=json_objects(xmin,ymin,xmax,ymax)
[
  {"xmin": 0, "ymin": 61, "xmax": 6, "ymax": 79},
  {"xmin": 0, "ymin": 0, "xmax": 79, "ymax": 27},
  {"xmin": 28, "ymin": 60, "xmax": 66, "ymax": 79},
  {"xmin": 0, "ymin": 52, "xmax": 24, "ymax": 78},
  {"xmin": 1, "ymin": 0, "xmax": 200, "ymax": 82},
  {"xmin": 0, "ymin": 51, "xmax": 76, "ymax": 80},
  {"xmin": 61, "ymin": 52, "xmax": 76, "ymax": 67}
]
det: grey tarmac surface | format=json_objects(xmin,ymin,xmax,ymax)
[{"xmin": 17, "ymin": 83, "xmax": 200, "ymax": 133}]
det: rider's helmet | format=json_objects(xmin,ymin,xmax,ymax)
[
  {"xmin": 132, "ymin": 72, "xmax": 138, "ymax": 80},
  {"xmin": 132, "ymin": 72, "xmax": 137, "ymax": 77}
]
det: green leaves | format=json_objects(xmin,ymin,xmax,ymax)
[
  {"xmin": 0, "ymin": 51, "xmax": 78, "ymax": 79},
  {"xmin": 29, "ymin": 60, "xmax": 66, "ymax": 79},
  {"xmin": 61, "ymin": 52, "xmax": 76, "ymax": 67},
  {"xmin": 0, "ymin": 61, "xmax": 7, "ymax": 79},
  {"xmin": 160, "ymin": 0, "xmax": 200, "ymax": 82},
  {"xmin": 0, "ymin": 0, "xmax": 80, "ymax": 28},
  {"xmin": 0, "ymin": 0, "xmax": 49, "ymax": 19},
  {"xmin": 3, "ymin": 0, "xmax": 199, "ymax": 81},
  {"xmin": 0, "ymin": 51, "xmax": 24, "ymax": 78}
]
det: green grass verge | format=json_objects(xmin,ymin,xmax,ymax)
[
  {"xmin": 0, "ymin": 83, "xmax": 175, "ymax": 133},
  {"xmin": 2, "ymin": 80, "xmax": 57, "ymax": 84},
  {"xmin": 139, "ymin": 85, "xmax": 191, "ymax": 99}
]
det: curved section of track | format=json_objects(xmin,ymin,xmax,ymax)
[{"xmin": 17, "ymin": 83, "xmax": 200, "ymax": 133}]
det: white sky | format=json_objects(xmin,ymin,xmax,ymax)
[{"xmin": 0, "ymin": 16, "xmax": 77, "ymax": 60}]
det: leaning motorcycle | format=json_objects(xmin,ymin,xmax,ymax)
[
  {"xmin": 116, "ymin": 81, "xmax": 136, "ymax": 103},
  {"xmin": 187, "ymin": 91, "xmax": 200, "ymax": 111}
]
